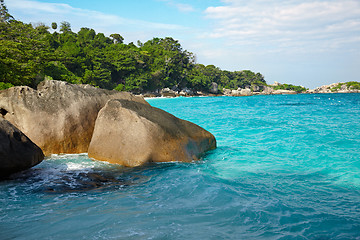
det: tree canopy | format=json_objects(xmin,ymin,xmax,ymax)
[{"xmin": 0, "ymin": 0, "xmax": 267, "ymax": 92}]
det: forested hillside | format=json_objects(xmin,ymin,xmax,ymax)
[{"xmin": 0, "ymin": 0, "xmax": 266, "ymax": 92}]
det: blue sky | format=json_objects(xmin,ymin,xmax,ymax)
[{"xmin": 6, "ymin": 0, "xmax": 360, "ymax": 88}]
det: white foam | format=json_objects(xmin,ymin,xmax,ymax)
[{"xmin": 50, "ymin": 153, "xmax": 88, "ymax": 159}]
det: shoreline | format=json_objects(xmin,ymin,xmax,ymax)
[
  {"xmin": 142, "ymin": 91, "xmax": 360, "ymax": 100},
  {"xmin": 139, "ymin": 82, "xmax": 360, "ymax": 99}
]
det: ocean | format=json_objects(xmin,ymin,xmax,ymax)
[{"xmin": 1, "ymin": 93, "xmax": 360, "ymax": 239}]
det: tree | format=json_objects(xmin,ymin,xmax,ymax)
[
  {"xmin": 110, "ymin": 33, "xmax": 124, "ymax": 44},
  {"xmin": 33, "ymin": 22, "xmax": 49, "ymax": 34},
  {"xmin": 51, "ymin": 22, "xmax": 57, "ymax": 30},
  {"xmin": 0, "ymin": 0, "xmax": 13, "ymax": 23},
  {"xmin": 141, "ymin": 37, "xmax": 193, "ymax": 90},
  {"xmin": 77, "ymin": 27, "xmax": 95, "ymax": 46},
  {"xmin": 0, "ymin": 20, "xmax": 52, "ymax": 87},
  {"xmin": 60, "ymin": 21, "xmax": 71, "ymax": 33}
]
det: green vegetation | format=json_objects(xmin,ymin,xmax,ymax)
[
  {"xmin": 346, "ymin": 81, "xmax": 360, "ymax": 90},
  {"xmin": 273, "ymin": 83, "xmax": 307, "ymax": 93},
  {"xmin": 331, "ymin": 81, "xmax": 360, "ymax": 92},
  {"xmin": 0, "ymin": 82, "xmax": 13, "ymax": 90},
  {"xmin": 330, "ymin": 83, "xmax": 345, "ymax": 92},
  {"xmin": 0, "ymin": 0, "xmax": 266, "ymax": 93}
]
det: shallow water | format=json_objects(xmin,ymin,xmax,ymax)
[{"xmin": 1, "ymin": 94, "xmax": 360, "ymax": 239}]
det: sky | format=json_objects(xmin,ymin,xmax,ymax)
[{"xmin": 6, "ymin": 0, "xmax": 360, "ymax": 88}]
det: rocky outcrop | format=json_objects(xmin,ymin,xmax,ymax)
[
  {"xmin": 88, "ymin": 99, "xmax": 216, "ymax": 167},
  {"xmin": 0, "ymin": 80, "xmax": 148, "ymax": 155},
  {"xmin": 179, "ymin": 88, "xmax": 194, "ymax": 96},
  {"xmin": 160, "ymin": 88, "xmax": 177, "ymax": 97},
  {"xmin": 222, "ymin": 88, "xmax": 231, "ymax": 96},
  {"xmin": 0, "ymin": 118, "xmax": 44, "ymax": 178},
  {"xmin": 239, "ymin": 88, "xmax": 253, "ymax": 96},
  {"xmin": 307, "ymin": 83, "xmax": 336, "ymax": 93},
  {"xmin": 262, "ymin": 86, "xmax": 275, "ymax": 95},
  {"xmin": 307, "ymin": 83, "xmax": 360, "ymax": 94},
  {"xmin": 223, "ymin": 88, "xmax": 253, "ymax": 96}
]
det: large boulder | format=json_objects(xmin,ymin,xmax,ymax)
[
  {"xmin": 0, "ymin": 118, "xmax": 44, "ymax": 178},
  {"xmin": 88, "ymin": 99, "xmax": 216, "ymax": 167},
  {"xmin": 0, "ymin": 80, "xmax": 148, "ymax": 155}
]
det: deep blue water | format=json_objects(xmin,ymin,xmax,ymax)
[{"xmin": 1, "ymin": 94, "xmax": 360, "ymax": 239}]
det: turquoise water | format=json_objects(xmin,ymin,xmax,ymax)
[{"xmin": 1, "ymin": 94, "xmax": 360, "ymax": 239}]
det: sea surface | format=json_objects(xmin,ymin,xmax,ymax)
[{"xmin": 1, "ymin": 93, "xmax": 360, "ymax": 239}]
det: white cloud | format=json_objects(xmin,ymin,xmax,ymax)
[
  {"xmin": 204, "ymin": 0, "xmax": 360, "ymax": 53},
  {"xmin": 7, "ymin": 0, "xmax": 186, "ymax": 34}
]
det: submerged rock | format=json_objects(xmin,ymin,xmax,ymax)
[
  {"xmin": 88, "ymin": 99, "xmax": 216, "ymax": 167},
  {"xmin": 0, "ymin": 118, "xmax": 44, "ymax": 178},
  {"xmin": 0, "ymin": 80, "xmax": 148, "ymax": 155}
]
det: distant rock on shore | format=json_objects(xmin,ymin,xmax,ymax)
[
  {"xmin": 88, "ymin": 99, "xmax": 217, "ymax": 167},
  {"xmin": 306, "ymin": 83, "xmax": 360, "ymax": 94},
  {"xmin": 0, "ymin": 80, "xmax": 148, "ymax": 155},
  {"xmin": 222, "ymin": 86, "xmax": 297, "ymax": 96},
  {"xmin": 0, "ymin": 118, "xmax": 44, "ymax": 178},
  {"xmin": 223, "ymin": 88, "xmax": 253, "ymax": 96}
]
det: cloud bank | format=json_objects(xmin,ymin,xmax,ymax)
[{"xmin": 204, "ymin": 0, "xmax": 360, "ymax": 53}]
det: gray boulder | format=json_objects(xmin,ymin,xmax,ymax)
[
  {"xmin": 239, "ymin": 88, "xmax": 253, "ymax": 96},
  {"xmin": 209, "ymin": 82, "xmax": 218, "ymax": 94},
  {"xmin": 160, "ymin": 88, "xmax": 177, "ymax": 97},
  {"xmin": 0, "ymin": 80, "xmax": 148, "ymax": 155},
  {"xmin": 222, "ymin": 88, "xmax": 232, "ymax": 96},
  {"xmin": 0, "ymin": 118, "xmax": 44, "ymax": 178},
  {"xmin": 262, "ymin": 86, "xmax": 275, "ymax": 95},
  {"xmin": 88, "ymin": 99, "xmax": 216, "ymax": 167}
]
